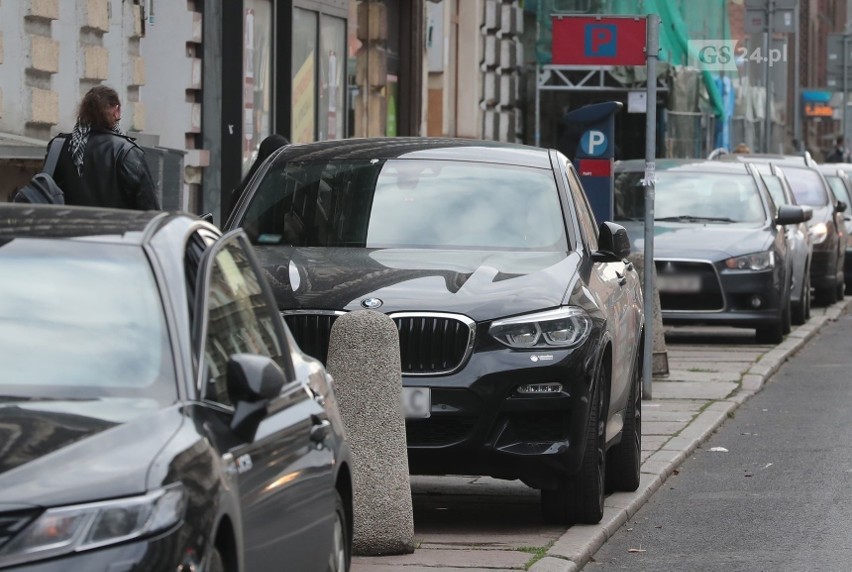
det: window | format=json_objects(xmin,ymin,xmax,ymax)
[
  {"xmin": 565, "ymin": 162, "xmax": 598, "ymax": 251},
  {"xmin": 202, "ymin": 240, "xmax": 286, "ymax": 406},
  {"xmin": 241, "ymin": 159, "xmax": 568, "ymax": 251}
]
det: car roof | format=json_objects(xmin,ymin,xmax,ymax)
[
  {"xmin": 268, "ymin": 137, "xmax": 554, "ymax": 169},
  {"xmin": 615, "ymin": 158, "xmax": 750, "ymax": 174},
  {"xmin": 0, "ymin": 204, "xmax": 182, "ymax": 245},
  {"xmin": 717, "ymin": 153, "xmax": 815, "ymax": 168}
]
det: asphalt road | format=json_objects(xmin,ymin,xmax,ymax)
[{"xmin": 585, "ymin": 308, "xmax": 852, "ymax": 572}]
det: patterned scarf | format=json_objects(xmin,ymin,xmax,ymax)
[{"xmin": 70, "ymin": 121, "xmax": 125, "ymax": 176}]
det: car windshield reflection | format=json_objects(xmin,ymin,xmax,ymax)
[
  {"xmin": 615, "ymin": 171, "xmax": 766, "ymax": 224},
  {"xmin": 242, "ymin": 159, "xmax": 569, "ymax": 251}
]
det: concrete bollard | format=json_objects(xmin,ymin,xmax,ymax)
[
  {"xmin": 325, "ymin": 310, "xmax": 416, "ymax": 556},
  {"xmin": 628, "ymin": 253, "xmax": 669, "ymax": 376}
]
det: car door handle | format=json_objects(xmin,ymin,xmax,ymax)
[{"xmin": 310, "ymin": 418, "xmax": 331, "ymax": 443}]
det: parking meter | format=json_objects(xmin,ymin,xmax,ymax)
[{"xmin": 563, "ymin": 101, "xmax": 623, "ymax": 223}]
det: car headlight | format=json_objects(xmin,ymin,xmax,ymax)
[
  {"xmin": 489, "ymin": 307, "xmax": 592, "ymax": 349},
  {"xmin": 724, "ymin": 251, "xmax": 774, "ymax": 271},
  {"xmin": 810, "ymin": 222, "xmax": 828, "ymax": 244},
  {"xmin": 0, "ymin": 484, "xmax": 185, "ymax": 567}
]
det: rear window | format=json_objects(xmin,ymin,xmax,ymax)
[
  {"xmin": 0, "ymin": 239, "xmax": 177, "ymax": 403},
  {"xmin": 615, "ymin": 171, "xmax": 766, "ymax": 223},
  {"xmin": 781, "ymin": 167, "xmax": 829, "ymax": 206},
  {"xmin": 240, "ymin": 159, "xmax": 569, "ymax": 251}
]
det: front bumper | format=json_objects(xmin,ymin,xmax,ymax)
[
  {"xmin": 658, "ymin": 263, "xmax": 784, "ymax": 329},
  {"xmin": 811, "ymin": 247, "xmax": 841, "ymax": 290},
  {"xmin": 404, "ymin": 338, "xmax": 599, "ymax": 491}
]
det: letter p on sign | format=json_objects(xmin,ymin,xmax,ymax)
[
  {"xmin": 585, "ymin": 24, "xmax": 617, "ymax": 57},
  {"xmin": 581, "ymin": 130, "xmax": 608, "ymax": 157}
]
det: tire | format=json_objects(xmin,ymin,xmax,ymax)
[
  {"xmin": 541, "ymin": 361, "xmax": 607, "ymax": 525},
  {"xmin": 327, "ymin": 490, "xmax": 351, "ymax": 572},
  {"xmin": 208, "ymin": 547, "xmax": 225, "ymax": 572},
  {"xmin": 781, "ymin": 295, "xmax": 792, "ymax": 335},
  {"xmin": 605, "ymin": 347, "xmax": 642, "ymax": 493},
  {"xmin": 815, "ymin": 285, "xmax": 837, "ymax": 307},
  {"xmin": 755, "ymin": 321, "xmax": 783, "ymax": 344},
  {"xmin": 791, "ymin": 273, "xmax": 809, "ymax": 326},
  {"xmin": 837, "ymin": 278, "xmax": 846, "ymax": 301}
]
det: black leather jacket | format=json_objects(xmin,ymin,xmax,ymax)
[{"xmin": 52, "ymin": 131, "xmax": 160, "ymax": 210}]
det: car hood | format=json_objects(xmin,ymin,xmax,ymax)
[
  {"xmin": 621, "ymin": 221, "xmax": 773, "ymax": 261},
  {"xmin": 254, "ymin": 246, "xmax": 578, "ymax": 322},
  {"xmin": 0, "ymin": 398, "xmax": 184, "ymax": 507}
]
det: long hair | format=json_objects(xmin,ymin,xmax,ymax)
[{"xmin": 77, "ymin": 86, "xmax": 120, "ymax": 131}]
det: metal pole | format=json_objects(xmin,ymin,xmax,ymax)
[
  {"xmin": 844, "ymin": 35, "xmax": 849, "ymax": 155},
  {"xmin": 642, "ymin": 14, "xmax": 659, "ymax": 401},
  {"xmin": 536, "ymin": 64, "xmax": 541, "ymax": 147},
  {"xmin": 793, "ymin": 3, "xmax": 801, "ymax": 150},
  {"xmin": 763, "ymin": 0, "xmax": 774, "ymax": 152}
]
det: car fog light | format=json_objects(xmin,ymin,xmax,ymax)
[
  {"xmin": 516, "ymin": 383, "xmax": 563, "ymax": 395},
  {"xmin": 750, "ymin": 296, "xmax": 763, "ymax": 308}
]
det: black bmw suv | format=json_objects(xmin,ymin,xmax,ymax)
[{"xmin": 227, "ymin": 137, "xmax": 646, "ymax": 525}]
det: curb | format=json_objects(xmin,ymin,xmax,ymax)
[{"xmin": 529, "ymin": 297, "xmax": 851, "ymax": 572}]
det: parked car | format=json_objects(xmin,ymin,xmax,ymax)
[
  {"xmin": 226, "ymin": 137, "xmax": 645, "ymax": 525},
  {"xmin": 817, "ymin": 164, "xmax": 852, "ymax": 293},
  {"xmin": 0, "ymin": 205, "xmax": 352, "ymax": 572},
  {"xmin": 614, "ymin": 159, "xmax": 810, "ymax": 343},
  {"xmin": 719, "ymin": 153, "xmax": 846, "ymax": 305},
  {"xmin": 750, "ymin": 163, "xmax": 814, "ymax": 324}
]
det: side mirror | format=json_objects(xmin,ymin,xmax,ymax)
[
  {"xmin": 227, "ymin": 354, "xmax": 286, "ymax": 441},
  {"xmin": 837, "ymin": 201, "xmax": 848, "ymax": 214},
  {"xmin": 594, "ymin": 221, "xmax": 631, "ymax": 262},
  {"xmin": 776, "ymin": 205, "xmax": 811, "ymax": 226}
]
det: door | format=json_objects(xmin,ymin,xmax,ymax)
[{"xmin": 194, "ymin": 230, "xmax": 335, "ymax": 571}]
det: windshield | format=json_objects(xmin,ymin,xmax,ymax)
[
  {"xmin": 614, "ymin": 171, "xmax": 766, "ymax": 223},
  {"xmin": 781, "ymin": 167, "xmax": 829, "ymax": 206},
  {"xmin": 0, "ymin": 239, "xmax": 177, "ymax": 403},
  {"xmin": 240, "ymin": 159, "xmax": 569, "ymax": 251}
]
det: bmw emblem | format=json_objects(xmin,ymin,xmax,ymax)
[{"xmin": 361, "ymin": 297, "xmax": 383, "ymax": 309}]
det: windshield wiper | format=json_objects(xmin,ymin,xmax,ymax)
[{"xmin": 655, "ymin": 215, "xmax": 735, "ymax": 223}]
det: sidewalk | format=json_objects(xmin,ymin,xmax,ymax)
[{"xmin": 351, "ymin": 297, "xmax": 851, "ymax": 572}]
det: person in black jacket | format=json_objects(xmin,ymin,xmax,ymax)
[{"xmin": 53, "ymin": 85, "xmax": 160, "ymax": 210}]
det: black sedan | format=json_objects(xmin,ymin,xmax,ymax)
[
  {"xmin": 614, "ymin": 159, "xmax": 810, "ymax": 343},
  {"xmin": 720, "ymin": 153, "xmax": 846, "ymax": 305},
  {"xmin": 226, "ymin": 137, "xmax": 645, "ymax": 525},
  {"xmin": 0, "ymin": 205, "xmax": 352, "ymax": 571}
]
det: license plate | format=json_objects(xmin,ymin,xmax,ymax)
[
  {"xmin": 402, "ymin": 387, "xmax": 431, "ymax": 419},
  {"xmin": 657, "ymin": 274, "xmax": 702, "ymax": 293}
]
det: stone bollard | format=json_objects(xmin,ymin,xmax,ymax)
[
  {"xmin": 628, "ymin": 252, "xmax": 669, "ymax": 376},
  {"xmin": 325, "ymin": 310, "xmax": 416, "ymax": 556}
]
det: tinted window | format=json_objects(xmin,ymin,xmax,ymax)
[
  {"xmin": 615, "ymin": 171, "xmax": 766, "ymax": 223},
  {"xmin": 241, "ymin": 159, "xmax": 569, "ymax": 251},
  {"xmin": 565, "ymin": 161, "xmax": 598, "ymax": 251},
  {"xmin": 781, "ymin": 167, "xmax": 829, "ymax": 206},
  {"xmin": 763, "ymin": 175, "xmax": 790, "ymax": 206},
  {"xmin": 0, "ymin": 239, "xmax": 176, "ymax": 403},
  {"xmin": 202, "ymin": 241, "xmax": 286, "ymax": 407},
  {"xmin": 825, "ymin": 175, "xmax": 852, "ymax": 205}
]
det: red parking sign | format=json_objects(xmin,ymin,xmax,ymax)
[{"xmin": 552, "ymin": 16, "xmax": 647, "ymax": 66}]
